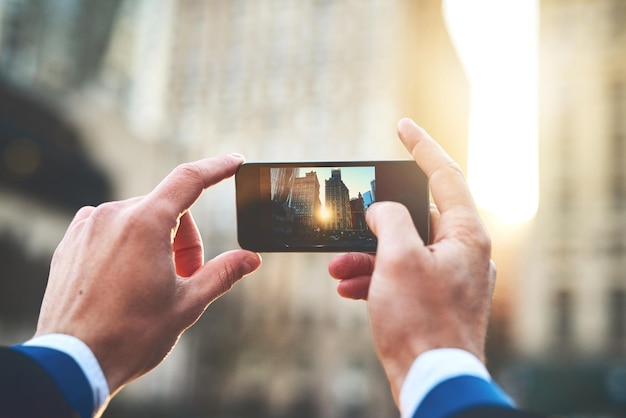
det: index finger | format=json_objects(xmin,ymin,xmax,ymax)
[
  {"xmin": 143, "ymin": 154, "xmax": 245, "ymax": 222},
  {"xmin": 397, "ymin": 118, "xmax": 477, "ymax": 215}
]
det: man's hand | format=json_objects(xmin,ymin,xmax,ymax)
[
  {"xmin": 34, "ymin": 154, "xmax": 262, "ymax": 395},
  {"xmin": 328, "ymin": 118, "xmax": 496, "ymax": 404}
]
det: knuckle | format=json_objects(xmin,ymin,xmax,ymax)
[
  {"xmin": 452, "ymin": 220, "xmax": 492, "ymax": 261},
  {"xmin": 431, "ymin": 159, "xmax": 466, "ymax": 181},
  {"xmin": 214, "ymin": 262, "xmax": 238, "ymax": 295},
  {"xmin": 91, "ymin": 200, "xmax": 123, "ymax": 220},
  {"xmin": 75, "ymin": 205, "xmax": 95, "ymax": 217},
  {"xmin": 473, "ymin": 226, "xmax": 491, "ymax": 253},
  {"xmin": 92, "ymin": 200, "xmax": 148, "ymax": 233},
  {"xmin": 445, "ymin": 159, "xmax": 466, "ymax": 177},
  {"xmin": 172, "ymin": 162, "xmax": 205, "ymax": 187}
]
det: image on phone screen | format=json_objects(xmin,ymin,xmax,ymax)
[
  {"xmin": 236, "ymin": 161, "xmax": 429, "ymax": 252},
  {"xmin": 269, "ymin": 165, "xmax": 376, "ymax": 250}
]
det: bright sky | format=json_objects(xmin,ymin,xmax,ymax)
[{"xmin": 444, "ymin": 0, "xmax": 539, "ymax": 224}]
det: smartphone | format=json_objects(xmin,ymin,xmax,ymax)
[{"xmin": 235, "ymin": 160, "xmax": 429, "ymax": 252}]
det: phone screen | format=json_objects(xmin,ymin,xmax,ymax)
[{"xmin": 235, "ymin": 160, "xmax": 429, "ymax": 252}]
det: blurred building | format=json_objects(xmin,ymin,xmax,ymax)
[
  {"xmin": 510, "ymin": 0, "xmax": 626, "ymax": 415},
  {"xmin": 292, "ymin": 171, "xmax": 322, "ymax": 232},
  {"xmin": 136, "ymin": 2, "xmax": 467, "ymax": 415},
  {"xmin": 0, "ymin": 0, "xmax": 122, "ymax": 98},
  {"xmin": 0, "ymin": 0, "xmax": 117, "ymax": 331},
  {"xmin": 350, "ymin": 193, "xmax": 367, "ymax": 232},
  {"xmin": 0, "ymin": 1, "xmax": 469, "ymax": 417},
  {"xmin": 362, "ymin": 190, "xmax": 374, "ymax": 210},
  {"xmin": 325, "ymin": 169, "xmax": 352, "ymax": 231},
  {"xmin": 271, "ymin": 167, "xmax": 298, "ymax": 206}
]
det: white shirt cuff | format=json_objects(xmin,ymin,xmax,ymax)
[
  {"xmin": 399, "ymin": 348, "xmax": 491, "ymax": 418},
  {"xmin": 24, "ymin": 333, "xmax": 110, "ymax": 415}
]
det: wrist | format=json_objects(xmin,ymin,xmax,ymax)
[
  {"xmin": 377, "ymin": 340, "xmax": 428, "ymax": 405},
  {"xmin": 399, "ymin": 348, "xmax": 491, "ymax": 417}
]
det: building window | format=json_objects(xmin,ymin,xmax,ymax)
[
  {"xmin": 556, "ymin": 85, "xmax": 575, "ymax": 215},
  {"xmin": 609, "ymin": 289, "xmax": 626, "ymax": 352},
  {"xmin": 610, "ymin": 0, "xmax": 626, "ymax": 39},
  {"xmin": 554, "ymin": 290, "xmax": 573, "ymax": 346},
  {"xmin": 610, "ymin": 81, "xmax": 626, "ymax": 210}
]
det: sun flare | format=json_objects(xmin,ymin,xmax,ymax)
[
  {"xmin": 444, "ymin": 0, "xmax": 539, "ymax": 224},
  {"xmin": 320, "ymin": 206, "xmax": 330, "ymax": 221}
]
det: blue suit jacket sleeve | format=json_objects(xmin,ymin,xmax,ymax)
[
  {"xmin": 0, "ymin": 346, "xmax": 93, "ymax": 418},
  {"xmin": 412, "ymin": 375, "xmax": 547, "ymax": 418}
]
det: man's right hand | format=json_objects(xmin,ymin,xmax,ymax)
[{"xmin": 328, "ymin": 118, "xmax": 496, "ymax": 405}]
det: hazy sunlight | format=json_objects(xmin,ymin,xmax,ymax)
[{"xmin": 444, "ymin": 0, "xmax": 539, "ymax": 224}]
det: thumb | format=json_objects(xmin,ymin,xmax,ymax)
[
  {"xmin": 367, "ymin": 202, "xmax": 424, "ymax": 256},
  {"xmin": 183, "ymin": 250, "xmax": 262, "ymax": 315}
]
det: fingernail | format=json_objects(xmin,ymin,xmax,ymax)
[
  {"xmin": 230, "ymin": 153, "xmax": 246, "ymax": 162},
  {"xmin": 398, "ymin": 117, "xmax": 417, "ymax": 132},
  {"xmin": 243, "ymin": 252, "xmax": 262, "ymax": 274}
]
